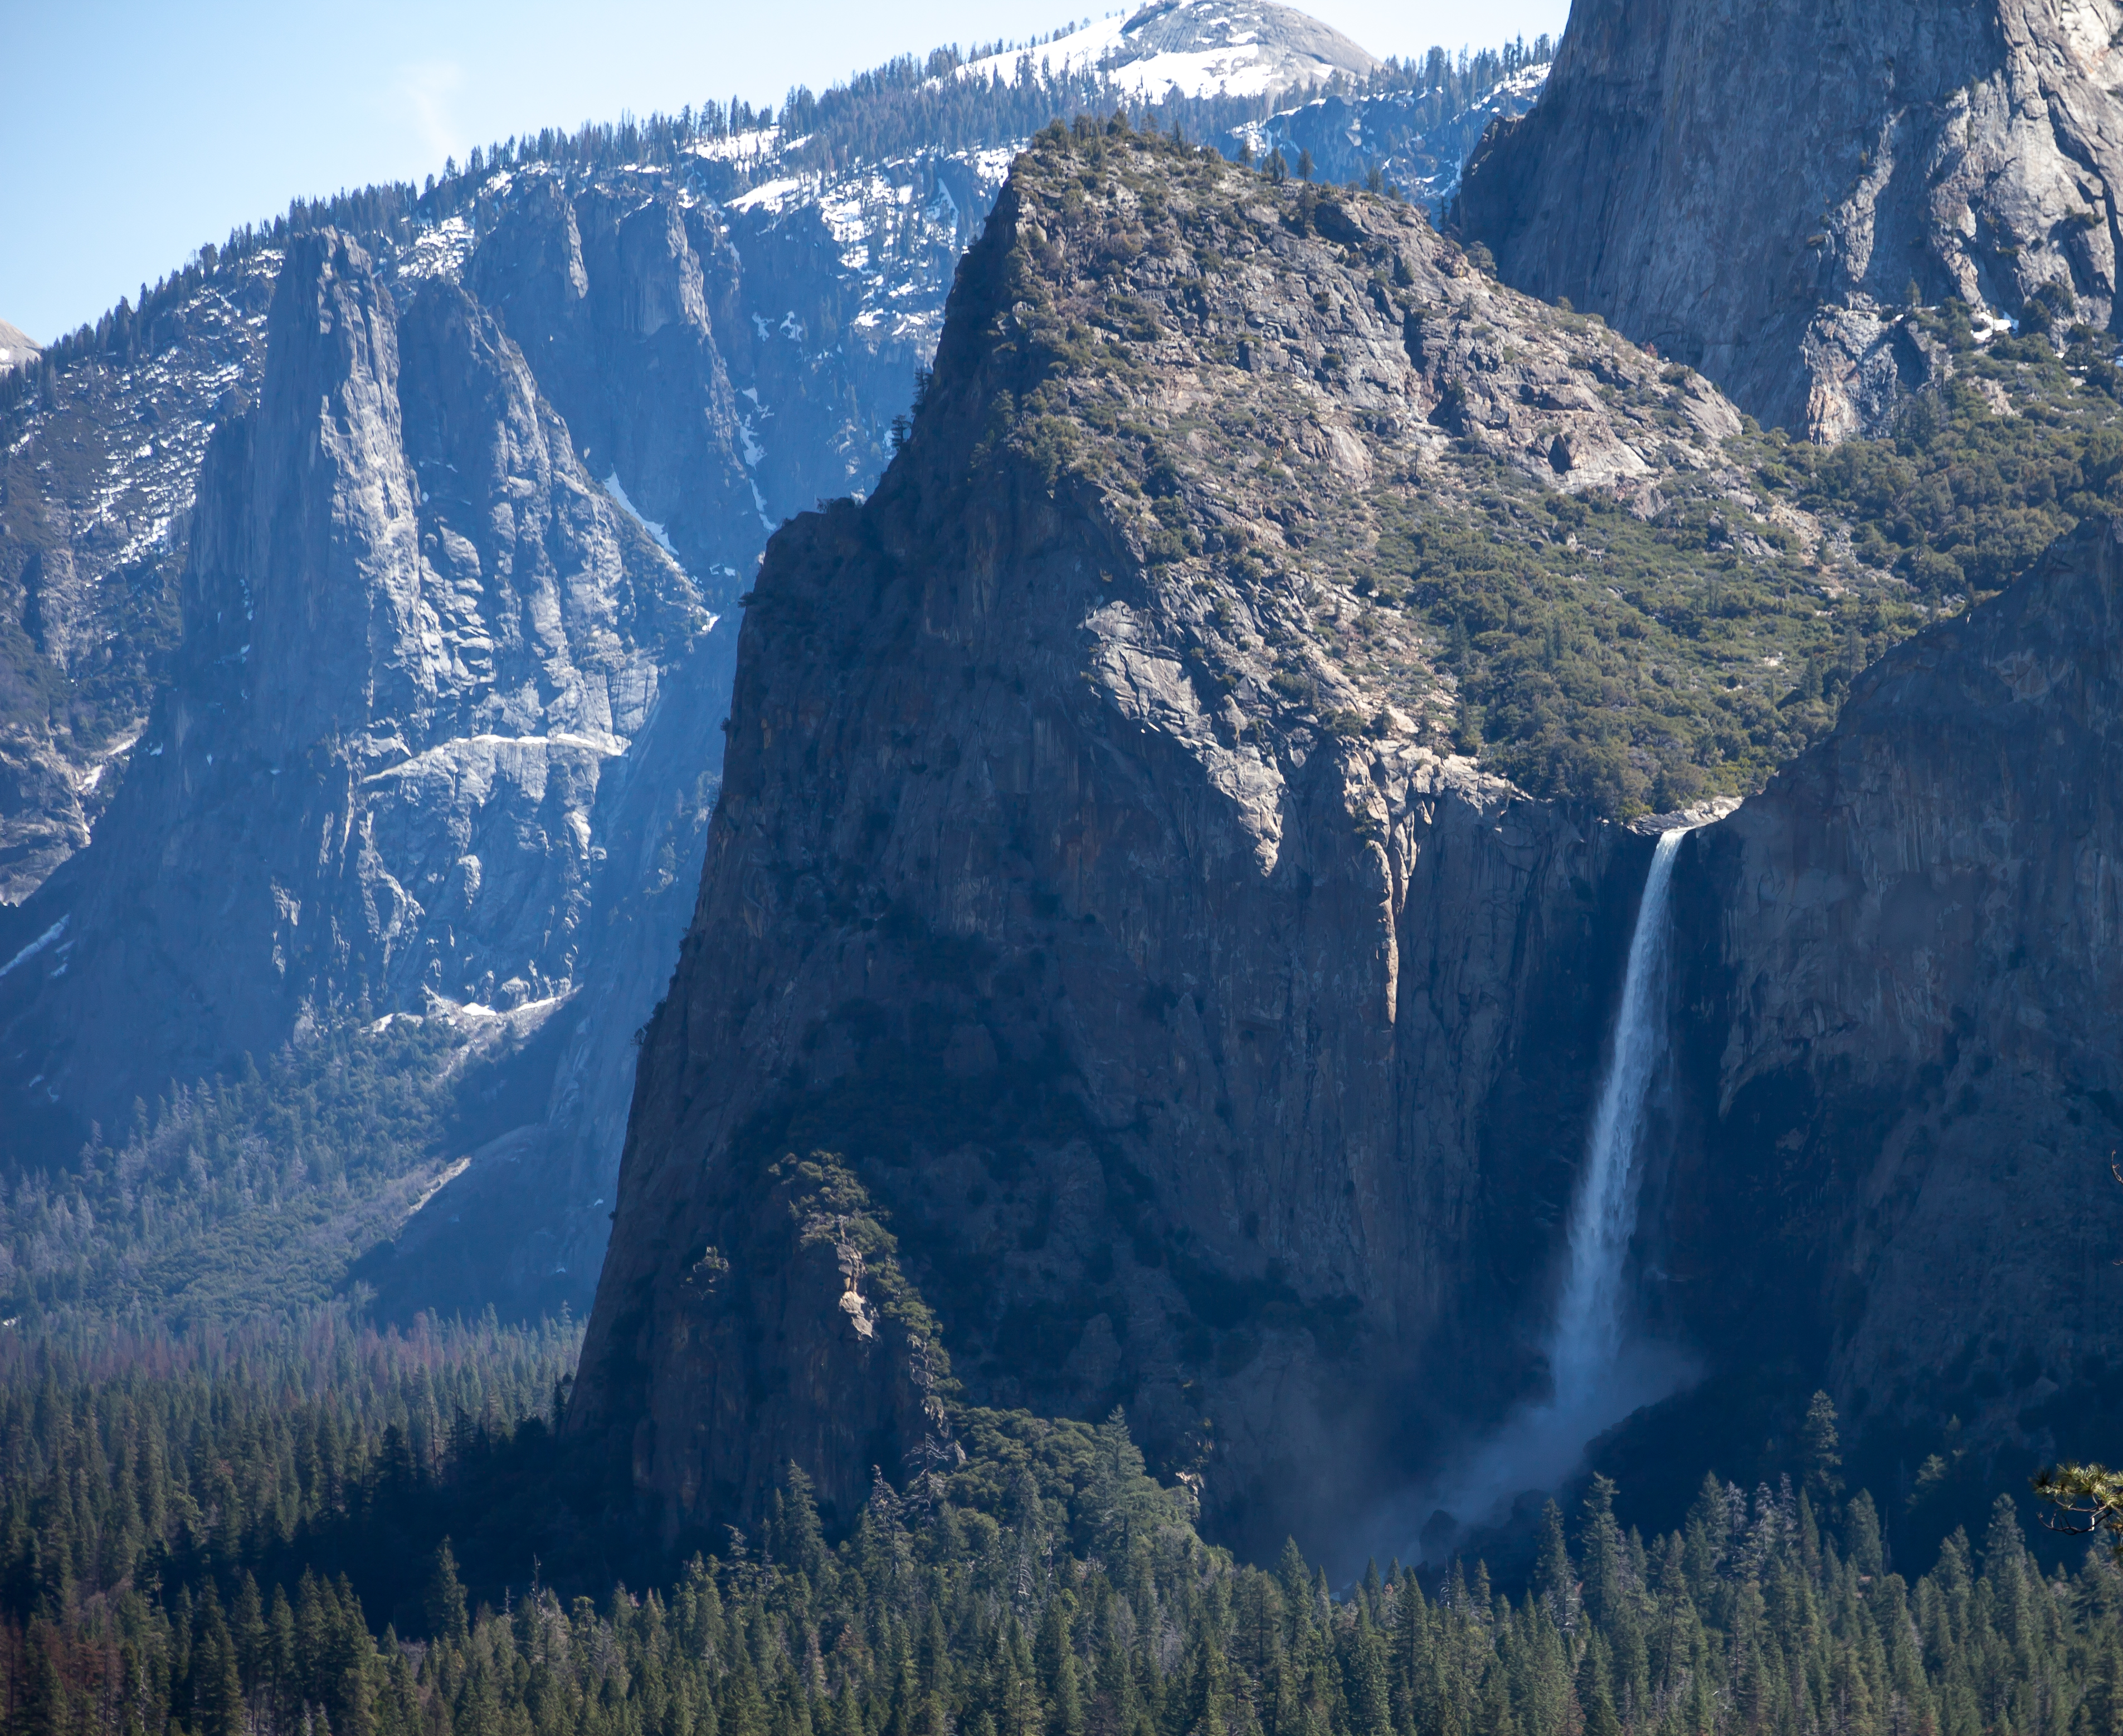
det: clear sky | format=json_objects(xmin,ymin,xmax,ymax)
[{"xmin": 2, "ymin": 0, "xmax": 1569, "ymax": 346}]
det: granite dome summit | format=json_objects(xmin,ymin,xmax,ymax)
[{"xmin": 955, "ymin": 0, "xmax": 1381, "ymax": 101}]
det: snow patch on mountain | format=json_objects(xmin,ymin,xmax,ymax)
[
  {"xmin": 603, "ymin": 472, "xmax": 685, "ymax": 567},
  {"xmin": 957, "ymin": 0, "xmax": 1377, "ymax": 101}
]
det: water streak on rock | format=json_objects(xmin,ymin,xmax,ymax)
[{"xmin": 1551, "ymin": 826, "xmax": 1688, "ymax": 1412}]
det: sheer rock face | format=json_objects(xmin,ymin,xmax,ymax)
[
  {"xmin": 0, "ymin": 231, "xmax": 725, "ymax": 1311},
  {"xmin": 1460, "ymin": 0, "xmax": 2123, "ymax": 438},
  {"xmin": 0, "ymin": 148, "xmax": 973, "ymax": 909},
  {"xmin": 1667, "ymin": 516, "xmax": 2123, "ymax": 1427},
  {"xmin": 466, "ymin": 184, "xmax": 763, "ymax": 582},
  {"xmin": 568, "ymin": 130, "xmax": 1769, "ymax": 1550}
]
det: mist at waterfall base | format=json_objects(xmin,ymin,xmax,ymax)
[{"xmin": 1400, "ymin": 830, "xmax": 1701, "ymax": 1566}]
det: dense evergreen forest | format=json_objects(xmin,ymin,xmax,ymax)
[
  {"xmin": 0, "ymin": 1022, "xmax": 483, "ymax": 1330},
  {"xmin": 0, "ymin": 1311, "xmax": 2106, "ymax": 1736}
]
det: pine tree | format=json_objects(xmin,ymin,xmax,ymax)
[
  {"xmin": 1038, "ymin": 1594, "xmax": 1083, "ymax": 1736},
  {"xmin": 1344, "ymin": 1611, "xmax": 1391, "ymax": 1736},
  {"xmin": 1802, "ymin": 1393, "xmax": 1844, "ymax": 1504},
  {"xmin": 21, "ymin": 1621, "xmax": 70, "ymax": 1736},
  {"xmin": 425, "ymin": 1540, "xmax": 471, "ymax": 1647},
  {"xmin": 1532, "ymin": 1505, "xmax": 1579, "ymax": 1637},
  {"xmin": 1575, "ymin": 1638, "xmax": 1621, "ymax": 1736}
]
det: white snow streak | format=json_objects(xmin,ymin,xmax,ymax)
[{"xmin": 0, "ymin": 918, "xmax": 69, "ymax": 982}]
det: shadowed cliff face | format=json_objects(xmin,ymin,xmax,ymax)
[
  {"xmin": 568, "ymin": 124, "xmax": 1775, "ymax": 1555},
  {"xmin": 1461, "ymin": 0, "xmax": 2123, "ymax": 438},
  {"xmin": 0, "ymin": 255, "xmax": 279, "ymax": 905},
  {"xmin": 1664, "ymin": 516, "xmax": 2123, "ymax": 1441}
]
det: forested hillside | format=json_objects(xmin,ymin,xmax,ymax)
[{"xmin": 0, "ymin": 1332, "xmax": 2105, "ymax": 1736}]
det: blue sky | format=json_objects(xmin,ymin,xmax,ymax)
[{"xmin": 2, "ymin": 0, "xmax": 1568, "ymax": 345}]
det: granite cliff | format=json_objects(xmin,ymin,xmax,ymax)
[
  {"xmin": 0, "ymin": 227, "xmax": 722, "ymax": 1313},
  {"xmin": 569, "ymin": 120, "xmax": 1794, "ymax": 1553},
  {"xmin": 1460, "ymin": 0, "xmax": 2123, "ymax": 439},
  {"xmin": 577, "ymin": 104, "xmax": 2123, "ymax": 1559},
  {"xmin": 1661, "ymin": 515, "xmax": 2123, "ymax": 1453},
  {"xmin": 16, "ymin": 0, "xmax": 2123, "ymax": 1559}
]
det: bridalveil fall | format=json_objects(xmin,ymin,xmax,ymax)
[{"xmin": 1409, "ymin": 828, "xmax": 1696, "ymax": 1556}]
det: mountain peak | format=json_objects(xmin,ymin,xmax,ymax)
[
  {"xmin": 957, "ymin": 0, "xmax": 1380, "ymax": 101},
  {"xmin": 567, "ymin": 122, "xmax": 1763, "ymax": 1544}
]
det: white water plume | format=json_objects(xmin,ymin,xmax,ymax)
[{"xmin": 1405, "ymin": 827, "xmax": 1698, "ymax": 1559}]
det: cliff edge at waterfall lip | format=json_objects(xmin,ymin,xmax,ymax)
[
  {"xmin": 1402, "ymin": 825, "xmax": 1699, "ymax": 1562},
  {"xmin": 1627, "ymin": 796, "xmax": 1743, "ymax": 836}
]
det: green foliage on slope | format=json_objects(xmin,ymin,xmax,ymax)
[
  {"xmin": 1369, "ymin": 465, "xmax": 1897, "ymax": 813},
  {"xmin": 1788, "ymin": 316, "xmax": 2123, "ymax": 604},
  {"xmin": 1384, "ymin": 323, "xmax": 2123, "ymax": 813},
  {"xmin": 0, "ymin": 1020, "xmax": 468, "ymax": 1331},
  {"xmin": 987, "ymin": 123, "xmax": 2123, "ymax": 816}
]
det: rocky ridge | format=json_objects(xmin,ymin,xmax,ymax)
[
  {"xmin": 568, "ymin": 119, "xmax": 1795, "ymax": 1552},
  {"xmin": 0, "ymin": 141, "xmax": 997, "ymax": 920},
  {"xmin": 1460, "ymin": 0, "xmax": 2123, "ymax": 440},
  {"xmin": 0, "ymin": 16, "xmax": 1587, "ymax": 924},
  {"xmin": 1235, "ymin": 60, "xmax": 1549, "ymax": 210},
  {"xmin": 0, "ymin": 25, "xmax": 1648, "ymax": 1323},
  {"xmin": 573, "ymin": 118, "xmax": 2123, "ymax": 1557}
]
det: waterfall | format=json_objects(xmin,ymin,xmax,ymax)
[
  {"xmin": 1401, "ymin": 827, "xmax": 1696, "ymax": 1559},
  {"xmin": 1548, "ymin": 826, "xmax": 1688, "ymax": 1411}
]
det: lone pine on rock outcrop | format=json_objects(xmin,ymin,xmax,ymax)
[{"xmin": 568, "ymin": 118, "xmax": 1794, "ymax": 1554}]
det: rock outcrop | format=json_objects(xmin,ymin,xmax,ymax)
[
  {"xmin": 1664, "ymin": 515, "xmax": 2123, "ymax": 1441},
  {"xmin": 1460, "ymin": 0, "xmax": 2123, "ymax": 438},
  {"xmin": 0, "ymin": 323, "xmax": 38, "ymax": 377},
  {"xmin": 569, "ymin": 123, "xmax": 1772, "ymax": 1553}
]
